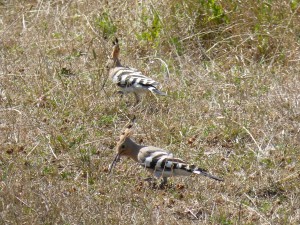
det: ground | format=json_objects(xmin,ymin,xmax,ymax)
[{"xmin": 0, "ymin": 1, "xmax": 299, "ymax": 224}]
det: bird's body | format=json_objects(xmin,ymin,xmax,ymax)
[
  {"xmin": 109, "ymin": 123, "xmax": 224, "ymax": 185},
  {"xmin": 106, "ymin": 38, "xmax": 166, "ymax": 104},
  {"xmin": 109, "ymin": 66, "xmax": 165, "ymax": 95}
]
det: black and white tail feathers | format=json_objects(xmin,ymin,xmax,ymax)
[
  {"xmin": 148, "ymin": 86, "xmax": 167, "ymax": 96},
  {"xmin": 188, "ymin": 165, "xmax": 224, "ymax": 181}
]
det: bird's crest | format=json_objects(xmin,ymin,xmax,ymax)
[{"xmin": 117, "ymin": 116, "xmax": 136, "ymax": 146}]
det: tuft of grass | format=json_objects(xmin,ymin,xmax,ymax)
[{"xmin": 95, "ymin": 12, "xmax": 117, "ymax": 39}]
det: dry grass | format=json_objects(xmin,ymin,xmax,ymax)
[{"xmin": 0, "ymin": 0, "xmax": 299, "ymax": 224}]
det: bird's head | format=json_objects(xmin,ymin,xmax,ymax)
[
  {"xmin": 105, "ymin": 38, "xmax": 121, "ymax": 70},
  {"xmin": 108, "ymin": 116, "xmax": 136, "ymax": 174}
]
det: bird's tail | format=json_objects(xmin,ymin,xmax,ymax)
[
  {"xmin": 148, "ymin": 86, "xmax": 167, "ymax": 96},
  {"xmin": 192, "ymin": 167, "xmax": 224, "ymax": 181},
  {"xmin": 175, "ymin": 163, "xmax": 223, "ymax": 181},
  {"xmin": 160, "ymin": 159, "xmax": 224, "ymax": 182}
]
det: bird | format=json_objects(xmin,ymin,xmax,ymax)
[
  {"xmin": 105, "ymin": 38, "xmax": 166, "ymax": 104},
  {"xmin": 109, "ymin": 120, "xmax": 224, "ymax": 186}
]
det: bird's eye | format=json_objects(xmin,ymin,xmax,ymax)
[{"xmin": 121, "ymin": 144, "xmax": 125, "ymax": 149}]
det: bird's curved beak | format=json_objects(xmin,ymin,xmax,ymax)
[{"xmin": 108, "ymin": 153, "xmax": 121, "ymax": 174}]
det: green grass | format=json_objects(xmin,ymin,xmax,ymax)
[{"xmin": 0, "ymin": 0, "xmax": 299, "ymax": 224}]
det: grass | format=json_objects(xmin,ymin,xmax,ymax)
[{"xmin": 0, "ymin": 0, "xmax": 299, "ymax": 224}]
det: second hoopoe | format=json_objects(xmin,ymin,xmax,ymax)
[
  {"xmin": 109, "ymin": 120, "xmax": 224, "ymax": 186},
  {"xmin": 105, "ymin": 38, "xmax": 166, "ymax": 104}
]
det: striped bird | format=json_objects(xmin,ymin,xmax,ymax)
[
  {"xmin": 109, "ymin": 121, "xmax": 224, "ymax": 186},
  {"xmin": 105, "ymin": 38, "xmax": 166, "ymax": 104}
]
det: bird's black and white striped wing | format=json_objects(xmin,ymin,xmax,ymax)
[{"xmin": 111, "ymin": 67, "xmax": 159, "ymax": 88}]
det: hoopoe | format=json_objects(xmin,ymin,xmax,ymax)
[
  {"xmin": 105, "ymin": 38, "xmax": 166, "ymax": 104},
  {"xmin": 109, "ymin": 120, "xmax": 224, "ymax": 186}
]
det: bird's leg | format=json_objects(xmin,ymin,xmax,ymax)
[
  {"xmin": 116, "ymin": 90, "xmax": 131, "ymax": 105},
  {"xmin": 133, "ymin": 92, "xmax": 140, "ymax": 106}
]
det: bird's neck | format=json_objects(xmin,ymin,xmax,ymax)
[
  {"xmin": 125, "ymin": 138, "xmax": 143, "ymax": 162},
  {"xmin": 114, "ymin": 58, "xmax": 122, "ymax": 67}
]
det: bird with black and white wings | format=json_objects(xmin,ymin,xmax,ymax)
[
  {"xmin": 109, "ymin": 120, "xmax": 224, "ymax": 186},
  {"xmin": 105, "ymin": 38, "xmax": 166, "ymax": 104}
]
